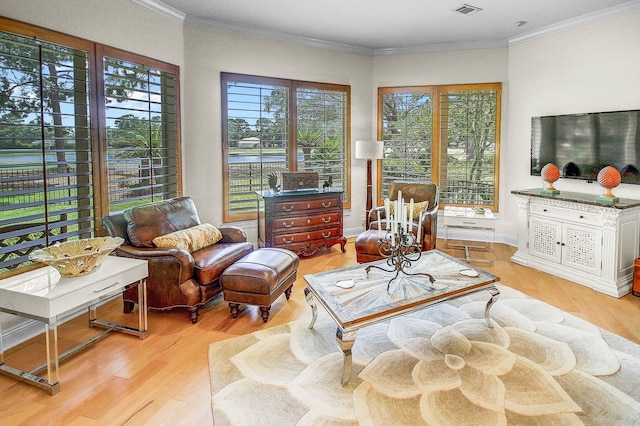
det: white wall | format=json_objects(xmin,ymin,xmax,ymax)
[
  {"xmin": 182, "ymin": 25, "xmax": 373, "ymax": 240},
  {"xmin": 0, "ymin": 0, "xmax": 184, "ymax": 67},
  {"xmin": 504, "ymin": 11, "xmax": 640, "ymax": 237}
]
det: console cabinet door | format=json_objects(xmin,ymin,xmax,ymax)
[
  {"xmin": 529, "ymin": 215, "xmax": 562, "ymax": 263},
  {"xmin": 561, "ymin": 223, "xmax": 602, "ymax": 276},
  {"xmin": 529, "ymin": 214, "xmax": 602, "ymax": 276}
]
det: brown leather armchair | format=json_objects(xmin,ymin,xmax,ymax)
[
  {"xmin": 356, "ymin": 181, "xmax": 439, "ymax": 263},
  {"xmin": 101, "ymin": 197, "xmax": 254, "ymax": 323}
]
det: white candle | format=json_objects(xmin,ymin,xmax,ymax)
[
  {"xmin": 384, "ymin": 198, "xmax": 390, "ymax": 231},
  {"xmin": 377, "ymin": 210, "xmax": 382, "ymax": 240},
  {"xmin": 409, "ymin": 198, "xmax": 414, "ymax": 236},
  {"xmin": 394, "ymin": 199, "xmax": 399, "ymax": 225},
  {"xmin": 398, "ymin": 191, "xmax": 403, "ymax": 230},
  {"xmin": 403, "ymin": 205, "xmax": 408, "ymax": 233},
  {"xmin": 391, "ymin": 215, "xmax": 396, "ymax": 246},
  {"xmin": 417, "ymin": 216, "xmax": 422, "ymax": 249}
]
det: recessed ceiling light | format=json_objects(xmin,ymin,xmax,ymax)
[
  {"xmin": 515, "ymin": 21, "xmax": 528, "ymax": 27},
  {"xmin": 455, "ymin": 4, "xmax": 483, "ymax": 15}
]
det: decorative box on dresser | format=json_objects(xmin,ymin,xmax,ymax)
[
  {"xmin": 257, "ymin": 189, "xmax": 347, "ymax": 257},
  {"xmin": 511, "ymin": 189, "xmax": 640, "ymax": 297}
]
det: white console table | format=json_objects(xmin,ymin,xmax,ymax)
[
  {"xmin": 0, "ymin": 256, "xmax": 148, "ymax": 395},
  {"xmin": 511, "ymin": 189, "xmax": 640, "ymax": 298}
]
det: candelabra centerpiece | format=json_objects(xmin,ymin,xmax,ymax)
[{"xmin": 365, "ymin": 192, "xmax": 434, "ymax": 292}]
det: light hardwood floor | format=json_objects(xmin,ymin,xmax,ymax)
[{"xmin": 2, "ymin": 239, "xmax": 640, "ymax": 425}]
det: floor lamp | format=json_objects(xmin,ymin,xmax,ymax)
[{"xmin": 355, "ymin": 140, "xmax": 384, "ymax": 228}]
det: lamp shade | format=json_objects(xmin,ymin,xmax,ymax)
[{"xmin": 355, "ymin": 140, "xmax": 384, "ymax": 160}]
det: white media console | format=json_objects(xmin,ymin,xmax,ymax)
[{"xmin": 511, "ymin": 189, "xmax": 640, "ymax": 297}]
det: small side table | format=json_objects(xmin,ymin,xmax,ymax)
[
  {"xmin": 0, "ymin": 256, "xmax": 148, "ymax": 395},
  {"xmin": 443, "ymin": 206, "xmax": 496, "ymax": 265}
]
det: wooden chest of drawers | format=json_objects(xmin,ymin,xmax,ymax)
[{"xmin": 257, "ymin": 189, "xmax": 347, "ymax": 257}]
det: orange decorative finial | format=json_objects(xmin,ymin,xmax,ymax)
[
  {"xmin": 540, "ymin": 163, "xmax": 560, "ymax": 195},
  {"xmin": 596, "ymin": 166, "xmax": 621, "ymax": 203}
]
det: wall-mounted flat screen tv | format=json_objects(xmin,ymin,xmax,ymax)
[{"xmin": 531, "ymin": 109, "xmax": 640, "ymax": 184}]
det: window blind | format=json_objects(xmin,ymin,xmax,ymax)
[
  {"xmin": 438, "ymin": 87, "xmax": 499, "ymax": 206},
  {"xmin": 378, "ymin": 84, "xmax": 500, "ymax": 210},
  {"xmin": 222, "ymin": 73, "xmax": 350, "ymax": 223},
  {"xmin": 104, "ymin": 57, "xmax": 179, "ymax": 212},
  {"xmin": 379, "ymin": 90, "xmax": 433, "ymax": 198},
  {"xmin": 0, "ymin": 32, "xmax": 93, "ymax": 273},
  {"xmin": 297, "ymin": 86, "xmax": 349, "ymax": 197}
]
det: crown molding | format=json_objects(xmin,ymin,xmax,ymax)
[
  {"xmin": 509, "ymin": 0, "xmax": 640, "ymax": 46},
  {"xmin": 184, "ymin": 16, "xmax": 374, "ymax": 56},
  {"xmin": 372, "ymin": 39, "xmax": 508, "ymax": 56},
  {"xmin": 186, "ymin": 16, "xmax": 508, "ymax": 56},
  {"xmin": 130, "ymin": 0, "xmax": 186, "ymax": 23}
]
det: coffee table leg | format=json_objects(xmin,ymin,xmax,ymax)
[
  {"xmin": 336, "ymin": 328, "xmax": 356, "ymax": 386},
  {"xmin": 304, "ymin": 287, "xmax": 317, "ymax": 330},
  {"xmin": 485, "ymin": 286, "xmax": 500, "ymax": 328}
]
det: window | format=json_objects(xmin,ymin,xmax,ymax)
[
  {"xmin": 101, "ymin": 48, "xmax": 180, "ymax": 212},
  {"xmin": 0, "ymin": 18, "xmax": 181, "ymax": 276},
  {"xmin": 222, "ymin": 73, "xmax": 350, "ymax": 223},
  {"xmin": 378, "ymin": 83, "xmax": 501, "ymax": 209}
]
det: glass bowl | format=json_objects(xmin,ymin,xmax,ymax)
[{"xmin": 29, "ymin": 237, "xmax": 124, "ymax": 278}]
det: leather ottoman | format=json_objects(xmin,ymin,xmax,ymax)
[
  {"xmin": 355, "ymin": 229, "xmax": 390, "ymax": 263},
  {"xmin": 220, "ymin": 248, "xmax": 300, "ymax": 322}
]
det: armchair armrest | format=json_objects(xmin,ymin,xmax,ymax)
[
  {"xmin": 368, "ymin": 206, "xmax": 386, "ymax": 228},
  {"xmin": 218, "ymin": 226, "xmax": 248, "ymax": 243},
  {"xmin": 115, "ymin": 245, "xmax": 195, "ymax": 284}
]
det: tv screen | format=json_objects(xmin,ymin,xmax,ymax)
[{"xmin": 531, "ymin": 109, "xmax": 640, "ymax": 184}]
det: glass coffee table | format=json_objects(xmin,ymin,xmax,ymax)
[{"xmin": 303, "ymin": 249, "xmax": 500, "ymax": 385}]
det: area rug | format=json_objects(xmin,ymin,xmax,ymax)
[{"xmin": 209, "ymin": 285, "xmax": 640, "ymax": 425}]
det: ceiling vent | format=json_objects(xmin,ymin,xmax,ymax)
[{"xmin": 455, "ymin": 4, "xmax": 483, "ymax": 15}]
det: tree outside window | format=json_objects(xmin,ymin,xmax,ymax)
[{"xmin": 378, "ymin": 83, "xmax": 501, "ymax": 210}]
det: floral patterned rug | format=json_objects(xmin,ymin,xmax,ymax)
[{"xmin": 209, "ymin": 285, "xmax": 640, "ymax": 425}]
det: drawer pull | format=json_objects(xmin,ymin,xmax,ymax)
[
  {"xmin": 322, "ymin": 231, "xmax": 332, "ymax": 238},
  {"xmin": 307, "ymin": 234, "xmax": 311, "ymax": 239},
  {"xmin": 579, "ymin": 215, "xmax": 584, "ymax": 219},
  {"xmin": 282, "ymin": 221, "xmax": 294, "ymax": 228},
  {"xmin": 322, "ymin": 202, "xmax": 332, "ymax": 208},
  {"xmin": 307, "ymin": 203, "xmax": 311, "ymax": 208},
  {"xmin": 307, "ymin": 219, "xmax": 311, "ymax": 224},
  {"xmin": 322, "ymin": 217, "xmax": 331, "ymax": 223},
  {"xmin": 462, "ymin": 221, "xmax": 476, "ymax": 225},
  {"xmin": 282, "ymin": 237, "xmax": 294, "ymax": 244},
  {"xmin": 282, "ymin": 205, "xmax": 294, "ymax": 212},
  {"xmin": 95, "ymin": 281, "xmax": 121, "ymax": 292},
  {"xmin": 543, "ymin": 209, "xmax": 548, "ymax": 212}
]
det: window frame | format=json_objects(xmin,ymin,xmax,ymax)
[
  {"xmin": 376, "ymin": 83, "xmax": 501, "ymax": 211},
  {"xmin": 221, "ymin": 72, "xmax": 350, "ymax": 223}
]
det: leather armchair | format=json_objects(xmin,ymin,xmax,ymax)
[
  {"xmin": 356, "ymin": 181, "xmax": 439, "ymax": 263},
  {"xmin": 101, "ymin": 197, "xmax": 254, "ymax": 323}
]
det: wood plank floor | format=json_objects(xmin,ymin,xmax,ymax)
[{"xmin": 2, "ymin": 238, "xmax": 640, "ymax": 425}]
